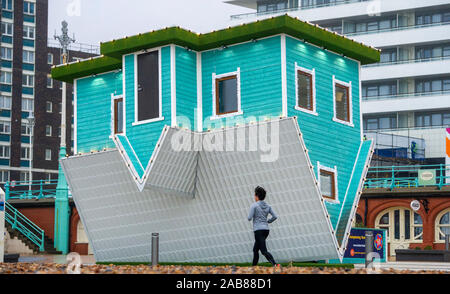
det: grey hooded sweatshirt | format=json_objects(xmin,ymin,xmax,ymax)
[{"xmin": 248, "ymin": 201, "xmax": 278, "ymax": 232}]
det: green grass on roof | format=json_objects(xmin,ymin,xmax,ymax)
[{"xmin": 52, "ymin": 15, "xmax": 380, "ymax": 83}]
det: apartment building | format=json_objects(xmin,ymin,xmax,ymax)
[
  {"xmin": 0, "ymin": 0, "xmax": 97, "ymax": 185},
  {"xmin": 226, "ymin": 0, "xmax": 450, "ymax": 163}
]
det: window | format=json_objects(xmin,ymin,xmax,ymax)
[
  {"xmin": 21, "ymin": 124, "xmax": 31, "ymax": 136},
  {"xmin": 380, "ymin": 48, "xmax": 397, "ymax": 63},
  {"xmin": 113, "ymin": 97, "xmax": 124, "ymax": 134},
  {"xmin": 2, "ymin": 0, "xmax": 13, "ymax": 11},
  {"xmin": 136, "ymin": 50, "xmax": 161, "ymax": 123},
  {"xmin": 22, "ymin": 98, "xmax": 34, "ymax": 112},
  {"xmin": 1, "ymin": 47, "xmax": 12, "ymax": 60},
  {"xmin": 22, "ymin": 74, "xmax": 34, "ymax": 87},
  {"xmin": 318, "ymin": 164, "xmax": 338, "ymax": 202},
  {"xmin": 1, "ymin": 22, "xmax": 13, "ymax": 36},
  {"xmin": 415, "ymin": 111, "xmax": 450, "ymax": 127},
  {"xmin": 45, "ymin": 125, "xmax": 52, "ymax": 137},
  {"xmin": 333, "ymin": 77, "xmax": 352, "ymax": 125},
  {"xmin": 0, "ymin": 170, "xmax": 9, "ymax": 184},
  {"xmin": 0, "ymin": 71, "xmax": 12, "ymax": 84},
  {"xmin": 45, "ymin": 149, "xmax": 52, "ymax": 161},
  {"xmin": 23, "ymin": 25, "xmax": 35, "ymax": 39},
  {"xmin": 435, "ymin": 209, "xmax": 450, "ymax": 242},
  {"xmin": 363, "ymin": 115, "xmax": 397, "ymax": 130},
  {"xmin": 47, "ymin": 75, "xmax": 53, "ymax": 88},
  {"xmin": 213, "ymin": 69, "xmax": 241, "ymax": 118},
  {"xmin": 23, "ymin": 1, "xmax": 35, "ymax": 15},
  {"xmin": 23, "ymin": 50, "xmax": 35, "ymax": 64},
  {"xmin": 45, "ymin": 173, "xmax": 52, "ymax": 184},
  {"xmin": 47, "ymin": 53, "xmax": 53, "ymax": 65},
  {"xmin": 0, "ymin": 145, "xmax": 10, "ymax": 158},
  {"xmin": 21, "ymin": 147, "xmax": 30, "ymax": 160},
  {"xmin": 0, "ymin": 121, "xmax": 11, "ymax": 134},
  {"xmin": 295, "ymin": 64, "xmax": 316, "ymax": 115},
  {"xmin": 20, "ymin": 172, "xmax": 30, "ymax": 182},
  {"xmin": 0, "ymin": 95, "xmax": 12, "ymax": 110},
  {"xmin": 46, "ymin": 101, "xmax": 52, "ymax": 113}
]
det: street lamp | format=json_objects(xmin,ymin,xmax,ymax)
[{"xmin": 26, "ymin": 112, "xmax": 35, "ymax": 193}]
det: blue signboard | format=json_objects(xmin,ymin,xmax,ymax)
[{"xmin": 330, "ymin": 228, "xmax": 387, "ymax": 264}]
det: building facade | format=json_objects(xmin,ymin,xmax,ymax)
[{"xmin": 225, "ymin": 0, "xmax": 450, "ymax": 258}]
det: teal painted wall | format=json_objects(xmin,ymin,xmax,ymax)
[
  {"xmin": 201, "ymin": 36, "xmax": 283, "ymax": 129},
  {"xmin": 176, "ymin": 47, "xmax": 197, "ymax": 130},
  {"xmin": 286, "ymin": 36, "xmax": 362, "ymax": 229},
  {"xmin": 123, "ymin": 47, "xmax": 172, "ymax": 171},
  {"xmin": 76, "ymin": 71, "xmax": 123, "ymax": 154}
]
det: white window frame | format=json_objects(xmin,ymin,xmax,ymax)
[
  {"xmin": 21, "ymin": 123, "xmax": 31, "ymax": 136},
  {"xmin": 1, "ymin": 46, "xmax": 13, "ymax": 61},
  {"xmin": 0, "ymin": 145, "xmax": 10, "ymax": 158},
  {"xmin": 20, "ymin": 147, "xmax": 30, "ymax": 160},
  {"xmin": 45, "ymin": 149, "xmax": 52, "ymax": 161},
  {"xmin": 0, "ymin": 95, "xmax": 12, "ymax": 110},
  {"xmin": 23, "ymin": 50, "xmax": 35, "ymax": 64},
  {"xmin": 211, "ymin": 68, "xmax": 243, "ymax": 120},
  {"xmin": 110, "ymin": 94, "xmax": 124, "ymax": 136},
  {"xmin": 0, "ymin": 70, "xmax": 12, "ymax": 85},
  {"xmin": 21, "ymin": 98, "xmax": 34, "ymax": 112},
  {"xmin": 0, "ymin": 120, "xmax": 11, "ymax": 134},
  {"xmin": 294, "ymin": 62, "xmax": 317, "ymax": 116},
  {"xmin": 45, "ymin": 125, "xmax": 52, "ymax": 137},
  {"xmin": 23, "ymin": 25, "xmax": 35, "ymax": 40},
  {"xmin": 1, "ymin": 22, "xmax": 13, "ymax": 36},
  {"xmin": 47, "ymin": 53, "xmax": 54, "ymax": 65},
  {"xmin": 333, "ymin": 76, "xmax": 354, "ymax": 127},
  {"xmin": 2, "ymin": 0, "xmax": 13, "ymax": 11},
  {"xmin": 20, "ymin": 171, "xmax": 30, "ymax": 182},
  {"xmin": 435, "ymin": 208, "xmax": 450, "ymax": 243},
  {"xmin": 22, "ymin": 73, "xmax": 34, "ymax": 87},
  {"xmin": 0, "ymin": 170, "xmax": 9, "ymax": 184},
  {"xmin": 46, "ymin": 101, "xmax": 52, "ymax": 113},
  {"xmin": 23, "ymin": 1, "xmax": 35, "ymax": 15},
  {"xmin": 317, "ymin": 162, "xmax": 339, "ymax": 204},
  {"xmin": 47, "ymin": 75, "xmax": 53, "ymax": 88},
  {"xmin": 132, "ymin": 48, "xmax": 164, "ymax": 126}
]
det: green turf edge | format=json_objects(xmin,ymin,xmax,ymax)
[
  {"xmin": 50, "ymin": 55, "xmax": 122, "ymax": 83},
  {"xmin": 96, "ymin": 262, "xmax": 354, "ymax": 269}
]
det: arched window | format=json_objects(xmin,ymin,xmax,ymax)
[{"xmin": 435, "ymin": 208, "xmax": 450, "ymax": 242}]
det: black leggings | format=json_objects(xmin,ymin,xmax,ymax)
[{"xmin": 252, "ymin": 230, "xmax": 276, "ymax": 266}]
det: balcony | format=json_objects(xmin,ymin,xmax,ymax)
[
  {"xmin": 361, "ymin": 56, "xmax": 450, "ymax": 81},
  {"xmin": 362, "ymin": 90, "xmax": 450, "ymax": 113}
]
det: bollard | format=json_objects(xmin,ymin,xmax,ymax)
[
  {"xmin": 151, "ymin": 233, "xmax": 159, "ymax": 266},
  {"xmin": 365, "ymin": 231, "xmax": 374, "ymax": 269},
  {"xmin": 446, "ymin": 234, "xmax": 450, "ymax": 251}
]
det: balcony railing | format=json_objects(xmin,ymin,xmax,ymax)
[
  {"xmin": 364, "ymin": 164, "xmax": 450, "ymax": 190},
  {"xmin": 47, "ymin": 39, "xmax": 100, "ymax": 55},
  {"xmin": 346, "ymin": 21, "xmax": 450, "ymax": 37},
  {"xmin": 230, "ymin": 0, "xmax": 371, "ymax": 20},
  {"xmin": 362, "ymin": 90, "xmax": 450, "ymax": 101},
  {"xmin": 363, "ymin": 55, "xmax": 450, "ymax": 68}
]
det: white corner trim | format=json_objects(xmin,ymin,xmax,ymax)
[
  {"xmin": 132, "ymin": 117, "xmax": 165, "ymax": 126},
  {"xmin": 281, "ymin": 34, "xmax": 287, "ymax": 118},
  {"xmin": 294, "ymin": 62, "xmax": 318, "ymax": 116},
  {"xmin": 122, "ymin": 55, "xmax": 127, "ymax": 135},
  {"xmin": 196, "ymin": 52, "xmax": 203, "ymax": 132},
  {"xmin": 212, "ymin": 68, "xmax": 242, "ymax": 118},
  {"xmin": 73, "ymin": 79, "xmax": 78, "ymax": 154},
  {"xmin": 133, "ymin": 48, "xmax": 163, "ymax": 125},
  {"xmin": 332, "ymin": 75, "xmax": 354, "ymax": 127},
  {"xmin": 317, "ymin": 161, "xmax": 340, "ymax": 205},
  {"xmin": 171, "ymin": 45, "xmax": 177, "ymax": 127}
]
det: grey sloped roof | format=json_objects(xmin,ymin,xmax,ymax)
[{"xmin": 62, "ymin": 118, "xmax": 341, "ymax": 263}]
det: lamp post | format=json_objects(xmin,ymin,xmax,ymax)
[
  {"xmin": 53, "ymin": 20, "xmax": 75, "ymax": 254},
  {"xmin": 26, "ymin": 113, "xmax": 35, "ymax": 194}
]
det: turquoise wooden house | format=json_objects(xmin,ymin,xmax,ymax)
[{"xmin": 52, "ymin": 15, "xmax": 380, "ymax": 263}]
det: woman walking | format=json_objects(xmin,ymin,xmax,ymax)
[{"xmin": 247, "ymin": 186, "xmax": 278, "ymax": 266}]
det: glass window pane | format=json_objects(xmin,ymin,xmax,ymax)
[
  {"xmin": 432, "ymin": 80, "xmax": 442, "ymax": 91},
  {"xmin": 414, "ymin": 213, "xmax": 423, "ymax": 225},
  {"xmin": 217, "ymin": 77, "xmax": 238, "ymax": 115},
  {"xmin": 320, "ymin": 171, "xmax": 334, "ymax": 198},
  {"xmin": 394, "ymin": 210, "xmax": 400, "ymax": 240},
  {"xmin": 404, "ymin": 210, "xmax": 411, "ymax": 240},
  {"xmin": 297, "ymin": 71, "xmax": 313, "ymax": 110},
  {"xmin": 440, "ymin": 212, "xmax": 450, "ymax": 225},
  {"xmin": 379, "ymin": 213, "xmax": 389, "ymax": 225},
  {"xmin": 335, "ymin": 84, "xmax": 350, "ymax": 122},
  {"xmin": 432, "ymin": 113, "xmax": 442, "ymax": 126},
  {"xmin": 414, "ymin": 227, "xmax": 423, "ymax": 240}
]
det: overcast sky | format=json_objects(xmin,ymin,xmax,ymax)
[{"xmin": 48, "ymin": 0, "xmax": 252, "ymax": 46}]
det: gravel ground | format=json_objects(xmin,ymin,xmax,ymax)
[{"xmin": 0, "ymin": 263, "xmax": 449, "ymax": 274}]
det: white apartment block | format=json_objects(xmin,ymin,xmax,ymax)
[{"xmin": 225, "ymin": 0, "xmax": 450, "ymax": 161}]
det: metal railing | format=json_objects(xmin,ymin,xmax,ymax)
[
  {"xmin": 230, "ymin": 0, "xmax": 371, "ymax": 20},
  {"xmin": 346, "ymin": 21, "xmax": 450, "ymax": 37},
  {"xmin": 47, "ymin": 39, "xmax": 100, "ymax": 55},
  {"xmin": 4, "ymin": 179, "xmax": 70, "ymax": 201},
  {"xmin": 363, "ymin": 55, "xmax": 450, "ymax": 68},
  {"xmin": 362, "ymin": 90, "xmax": 450, "ymax": 101},
  {"xmin": 4, "ymin": 202, "xmax": 45, "ymax": 251},
  {"xmin": 364, "ymin": 164, "xmax": 450, "ymax": 190}
]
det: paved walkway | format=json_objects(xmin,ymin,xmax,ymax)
[
  {"xmin": 355, "ymin": 261, "xmax": 450, "ymax": 272},
  {"xmin": 18, "ymin": 254, "xmax": 96, "ymax": 265}
]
